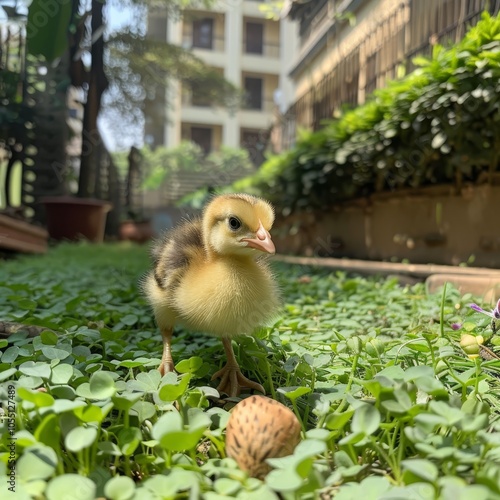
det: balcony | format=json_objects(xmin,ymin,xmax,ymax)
[
  {"xmin": 180, "ymin": 92, "xmax": 226, "ymax": 126},
  {"xmin": 240, "ymin": 96, "xmax": 275, "ymax": 129},
  {"xmin": 243, "ymin": 40, "xmax": 280, "ymax": 58},
  {"xmin": 241, "ymin": 40, "xmax": 281, "ymax": 74},
  {"xmin": 182, "ymin": 14, "xmax": 226, "ymax": 65},
  {"xmin": 181, "ymin": 33, "xmax": 226, "ymax": 66},
  {"xmin": 182, "ymin": 33, "xmax": 225, "ymax": 52},
  {"xmin": 242, "ymin": 97, "xmax": 275, "ymax": 113}
]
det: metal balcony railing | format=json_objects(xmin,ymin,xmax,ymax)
[
  {"xmin": 242, "ymin": 97, "xmax": 275, "ymax": 113},
  {"xmin": 181, "ymin": 92, "xmax": 212, "ymax": 108},
  {"xmin": 243, "ymin": 40, "xmax": 280, "ymax": 58},
  {"xmin": 182, "ymin": 34, "xmax": 225, "ymax": 52}
]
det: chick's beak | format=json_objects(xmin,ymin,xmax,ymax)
[{"xmin": 242, "ymin": 221, "xmax": 275, "ymax": 254}]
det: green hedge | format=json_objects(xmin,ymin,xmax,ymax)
[{"xmin": 223, "ymin": 12, "xmax": 500, "ymax": 211}]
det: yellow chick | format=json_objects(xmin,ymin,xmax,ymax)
[{"xmin": 143, "ymin": 193, "xmax": 280, "ymax": 397}]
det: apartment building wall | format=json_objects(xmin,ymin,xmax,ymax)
[
  {"xmin": 291, "ymin": 0, "xmax": 402, "ymax": 101},
  {"xmin": 274, "ymin": 0, "xmax": 499, "ymax": 152},
  {"xmin": 145, "ymin": 0, "xmax": 298, "ymax": 163}
]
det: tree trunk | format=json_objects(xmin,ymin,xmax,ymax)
[{"xmin": 78, "ymin": 0, "xmax": 108, "ymax": 198}]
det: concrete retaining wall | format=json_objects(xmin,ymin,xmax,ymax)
[{"xmin": 273, "ymin": 184, "xmax": 500, "ymax": 267}]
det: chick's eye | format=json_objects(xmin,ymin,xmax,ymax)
[{"xmin": 228, "ymin": 216, "xmax": 241, "ymax": 231}]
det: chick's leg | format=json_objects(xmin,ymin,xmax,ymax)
[
  {"xmin": 159, "ymin": 327, "xmax": 175, "ymax": 376},
  {"xmin": 211, "ymin": 338, "xmax": 265, "ymax": 397}
]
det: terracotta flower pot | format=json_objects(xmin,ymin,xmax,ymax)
[
  {"xmin": 42, "ymin": 196, "xmax": 112, "ymax": 243},
  {"xmin": 119, "ymin": 220, "xmax": 153, "ymax": 243}
]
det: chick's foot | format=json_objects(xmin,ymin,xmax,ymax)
[{"xmin": 212, "ymin": 364, "xmax": 265, "ymax": 397}]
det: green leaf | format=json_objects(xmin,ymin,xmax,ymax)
[
  {"xmin": 214, "ymin": 478, "xmax": 241, "ymax": 496},
  {"xmin": 34, "ymin": 414, "xmax": 61, "ymax": 449},
  {"xmin": 175, "ymin": 356, "xmax": 204, "ymax": 374},
  {"xmin": 0, "ymin": 367, "xmax": 17, "ymax": 381},
  {"xmin": 266, "ymin": 467, "xmax": 303, "ymax": 492},
  {"xmin": 151, "ymin": 410, "xmax": 210, "ymax": 452},
  {"xmin": 351, "ymin": 404, "xmax": 380, "ymax": 436},
  {"xmin": 17, "ymin": 445, "xmax": 58, "ymax": 481},
  {"xmin": 278, "ymin": 386, "xmax": 312, "ymax": 401},
  {"xmin": 17, "ymin": 299, "xmax": 37, "ymax": 310},
  {"xmin": 404, "ymin": 365, "xmax": 434, "ymax": 380},
  {"xmin": 19, "ymin": 361, "xmax": 51, "ymax": 379},
  {"xmin": 2, "ymin": 346, "xmax": 20, "ymax": 363},
  {"xmin": 50, "ymin": 364, "xmax": 74, "ymax": 384},
  {"xmin": 65, "ymin": 426, "xmax": 98, "ymax": 452},
  {"xmin": 325, "ymin": 410, "xmax": 354, "ymax": 430},
  {"xmin": 294, "ymin": 439, "xmax": 327, "ymax": 459},
  {"xmin": 40, "ymin": 330, "xmax": 59, "ymax": 345},
  {"xmin": 122, "ymin": 314, "xmax": 139, "ymax": 326},
  {"xmin": 98, "ymin": 441, "xmax": 123, "ymax": 456},
  {"xmin": 104, "ymin": 476, "xmax": 136, "ymax": 500},
  {"xmin": 118, "ymin": 427, "xmax": 142, "ymax": 456},
  {"xmin": 152, "ymin": 411, "xmax": 183, "ymax": 440},
  {"xmin": 41, "ymin": 345, "xmax": 71, "ymax": 360},
  {"xmin": 112, "ymin": 392, "xmax": 142, "ymax": 411},
  {"xmin": 46, "ymin": 474, "xmax": 96, "ymax": 500},
  {"xmin": 89, "ymin": 371, "xmax": 116, "ymax": 399},
  {"xmin": 130, "ymin": 400, "xmax": 156, "ymax": 422},
  {"xmin": 18, "ymin": 387, "xmax": 55, "ymax": 407},
  {"xmin": 128, "ymin": 370, "xmax": 161, "ymax": 393},
  {"xmin": 50, "ymin": 399, "xmax": 86, "ymax": 414},
  {"xmin": 334, "ymin": 450, "xmax": 355, "ymax": 468},
  {"xmin": 27, "ymin": 0, "xmax": 72, "ymax": 62},
  {"xmin": 74, "ymin": 405, "xmax": 103, "ymax": 423},
  {"xmin": 402, "ymin": 458, "xmax": 438, "ymax": 482},
  {"xmin": 158, "ymin": 374, "xmax": 191, "ymax": 401}
]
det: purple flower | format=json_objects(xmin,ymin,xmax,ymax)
[
  {"xmin": 451, "ymin": 323, "xmax": 462, "ymax": 330},
  {"xmin": 470, "ymin": 298, "xmax": 500, "ymax": 319}
]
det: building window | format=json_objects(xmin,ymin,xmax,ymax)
[
  {"xmin": 244, "ymin": 77, "xmax": 263, "ymax": 110},
  {"xmin": 245, "ymin": 22, "xmax": 263, "ymax": 54},
  {"xmin": 191, "ymin": 127, "xmax": 212, "ymax": 154},
  {"xmin": 193, "ymin": 18, "xmax": 213, "ymax": 49}
]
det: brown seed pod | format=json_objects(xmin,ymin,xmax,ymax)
[{"xmin": 225, "ymin": 395, "xmax": 302, "ymax": 479}]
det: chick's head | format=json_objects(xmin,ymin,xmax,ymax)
[{"xmin": 202, "ymin": 194, "xmax": 275, "ymax": 257}]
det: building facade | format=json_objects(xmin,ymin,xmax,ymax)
[
  {"xmin": 145, "ymin": 0, "xmax": 297, "ymax": 164},
  {"xmin": 274, "ymin": 0, "xmax": 500, "ymax": 152}
]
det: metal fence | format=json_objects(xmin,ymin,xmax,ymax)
[{"xmin": 277, "ymin": 0, "xmax": 500, "ymax": 151}]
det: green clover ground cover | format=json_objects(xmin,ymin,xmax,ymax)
[{"xmin": 1, "ymin": 243, "xmax": 500, "ymax": 499}]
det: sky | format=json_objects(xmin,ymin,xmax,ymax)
[{"xmin": 99, "ymin": 2, "xmax": 144, "ymax": 152}]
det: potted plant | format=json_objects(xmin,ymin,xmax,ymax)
[{"xmin": 38, "ymin": 0, "xmax": 113, "ymax": 242}]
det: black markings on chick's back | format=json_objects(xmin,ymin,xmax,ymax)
[
  {"xmin": 154, "ymin": 271, "xmax": 165, "ymax": 290},
  {"xmin": 154, "ymin": 221, "xmax": 203, "ymax": 273}
]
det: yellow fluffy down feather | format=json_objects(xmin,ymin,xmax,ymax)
[{"xmin": 143, "ymin": 193, "xmax": 281, "ymax": 396}]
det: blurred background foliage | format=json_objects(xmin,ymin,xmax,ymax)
[{"xmin": 112, "ymin": 142, "xmax": 254, "ymax": 192}]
